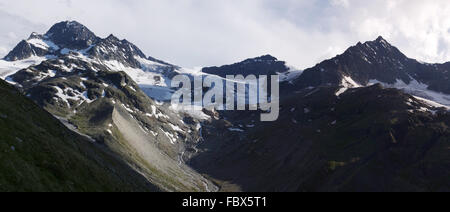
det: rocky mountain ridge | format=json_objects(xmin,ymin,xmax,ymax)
[
  {"xmin": 0, "ymin": 20, "xmax": 450, "ymax": 191},
  {"xmin": 1, "ymin": 21, "xmax": 217, "ymax": 192}
]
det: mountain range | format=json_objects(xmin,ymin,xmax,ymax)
[{"xmin": 0, "ymin": 20, "xmax": 449, "ymax": 192}]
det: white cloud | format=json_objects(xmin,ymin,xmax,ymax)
[
  {"xmin": 0, "ymin": 0, "xmax": 449, "ymax": 69},
  {"xmin": 330, "ymin": 0, "xmax": 350, "ymax": 8},
  {"xmin": 0, "ymin": 46, "xmax": 6, "ymax": 56}
]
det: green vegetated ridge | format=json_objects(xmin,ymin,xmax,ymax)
[{"xmin": 0, "ymin": 79, "xmax": 159, "ymax": 192}]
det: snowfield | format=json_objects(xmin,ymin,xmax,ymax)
[
  {"xmin": 369, "ymin": 79, "xmax": 450, "ymax": 107},
  {"xmin": 336, "ymin": 75, "xmax": 362, "ymax": 96},
  {"xmin": 0, "ymin": 57, "xmax": 49, "ymax": 80},
  {"xmin": 27, "ymin": 38, "xmax": 60, "ymax": 51}
]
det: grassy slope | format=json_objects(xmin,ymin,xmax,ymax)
[{"xmin": 0, "ymin": 80, "xmax": 159, "ymax": 192}]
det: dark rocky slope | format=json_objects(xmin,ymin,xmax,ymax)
[
  {"xmin": 0, "ymin": 79, "xmax": 159, "ymax": 192},
  {"xmin": 190, "ymin": 84, "xmax": 450, "ymax": 192}
]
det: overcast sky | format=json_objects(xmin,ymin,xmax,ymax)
[{"xmin": 1, "ymin": 0, "xmax": 450, "ymax": 69}]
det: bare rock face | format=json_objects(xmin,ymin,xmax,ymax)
[
  {"xmin": 202, "ymin": 54, "xmax": 289, "ymax": 77},
  {"xmin": 4, "ymin": 40, "xmax": 49, "ymax": 61},
  {"xmin": 290, "ymin": 36, "xmax": 450, "ymax": 94},
  {"xmin": 45, "ymin": 21, "xmax": 99, "ymax": 50}
]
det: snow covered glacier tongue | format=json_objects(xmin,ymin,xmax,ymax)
[{"xmin": 171, "ymin": 74, "xmax": 280, "ymax": 122}]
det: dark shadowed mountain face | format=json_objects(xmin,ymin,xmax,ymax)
[
  {"xmin": 0, "ymin": 79, "xmax": 159, "ymax": 192},
  {"xmin": 289, "ymin": 36, "xmax": 450, "ymax": 95},
  {"xmin": 87, "ymin": 34, "xmax": 146, "ymax": 68},
  {"xmin": 190, "ymin": 84, "xmax": 450, "ymax": 192},
  {"xmin": 3, "ymin": 40, "xmax": 50, "ymax": 62},
  {"xmin": 202, "ymin": 55, "xmax": 290, "ymax": 77},
  {"xmin": 45, "ymin": 21, "xmax": 99, "ymax": 50},
  {"xmin": 186, "ymin": 37, "xmax": 450, "ymax": 192}
]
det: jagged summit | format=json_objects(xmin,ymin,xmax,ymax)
[
  {"xmin": 290, "ymin": 36, "xmax": 414, "ymax": 89},
  {"xmin": 349, "ymin": 36, "xmax": 400, "ymax": 56},
  {"xmin": 106, "ymin": 34, "xmax": 120, "ymax": 41},
  {"xmin": 45, "ymin": 21, "xmax": 93, "ymax": 36},
  {"xmin": 2, "ymin": 20, "xmax": 181, "ymax": 103},
  {"xmin": 247, "ymin": 54, "xmax": 278, "ymax": 62},
  {"xmin": 3, "ymin": 20, "xmax": 176, "ymax": 70},
  {"xmin": 356, "ymin": 36, "xmax": 387, "ymax": 44},
  {"xmin": 44, "ymin": 21, "xmax": 99, "ymax": 49},
  {"xmin": 202, "ymin": 54, "xmax": 289, "ymax": 77},
  {"xmin": 375, "ymin": 35, "xmax": 387, "ymax": 42},
  {"xmin": 46, "ymin": 21, "xmax": 83, "ymax": 32},
  {"xmin": 289, "ymin": 35, "xmax": 450, "ymax": 102},
  {"xmin": 3, "ymin": 20, "xmax": 99, "ymax": 61}
]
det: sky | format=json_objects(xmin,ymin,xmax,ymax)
[{"xmin": 1, "ymin": 0, "xmax": 450, "ymax": 69}]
